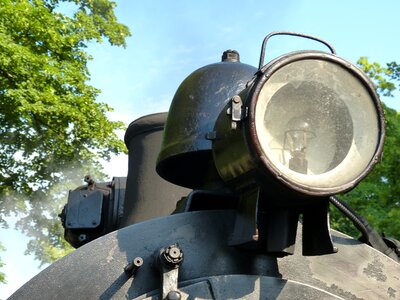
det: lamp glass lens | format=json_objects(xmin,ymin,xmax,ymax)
[{"xmin": 255, "ymin": 59, "xmax": 379, "ymax": 190}]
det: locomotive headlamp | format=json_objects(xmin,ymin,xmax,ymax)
[
  {"xmin": 211, "ymin": 32, "xmax": 385, "ymax": 255},
  {"xmin": 213, "ymin": 33, "xmax": 385, "ymax": 197},
  {"xmin": 252, "ymin": 55, "xmax": 384, "ymax": 195}
]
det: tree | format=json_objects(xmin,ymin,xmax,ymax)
[
  {"xmin": 0, "ymin": 0, "xmax": 130, "ymax": 282},
  {"xmin": 0, "ymin": 243, "xmax": 5, "ymax": 284},
  {"xmin": 330, "ymin": 57, "xmax": 400, "ymax": 240}
]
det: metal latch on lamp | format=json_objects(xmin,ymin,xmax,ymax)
[{"xmin": 227, "ymin": 95, "xmax": 247, "ymax": 129}]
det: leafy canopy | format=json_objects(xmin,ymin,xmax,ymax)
[
  {"xmin": 0, "ymin": 0, "xmax": 130, "ymax": 283},
  {"xmin": 0, "ymin": 0, "xmax": 130, "ymax": 197}
]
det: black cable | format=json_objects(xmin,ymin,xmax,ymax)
[
  {"xmin": 329, "ymin": 196, "xmax": 369, "ymax": 241},
  {"xmin": 329, "ymin": 195, "xmax": 400, "ymax": 262}
]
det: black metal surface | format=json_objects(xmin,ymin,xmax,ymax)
[
  {"xmin": 156, "ymin": 54, "xmax": 257, "ymax": 189},
  {"xmin": 227, "ymin": 187, "xmax": 336, "ymax": 256},
  {"xmin": 10, "ymin": 211, "xmax": 278, "ymax": 299},
  {"xmin": 302, "ymin": 199, "xmax": 336, "ymax": 255},
  {"xmin": 124, "ymin": 113, "xmax": 166, "ymax": 147},
  {"xmin": 61, "ymin": 177, "xmax": 126, "ymax": 248},
  {"xmin": 178, "ymin": 189, "xmax": 239, "ymax": 212},
  {"xmin": 229, "ymin": 187, "xmax": 259, "ymax": 247},
  {"xmin": 111, "ymin": 176, "xmax": 126, "ymax": 229},
  {"xmin": 11, "ymin": 210, "xmax": 400, "ymax": 300},
  {"xmin": 122, "ymin": 113, "xmax": 191, "ymax": 227},
  {"xmin": 138, "ymin": 275, "xmax": 344, "ymax": 300},
  {"xmin": 65, "ymin": 189, "xmax": 103, "ymax": 229}
]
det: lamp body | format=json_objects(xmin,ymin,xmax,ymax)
[{"xmin": 213, "ymin": 51, "xmax": 385, "ymax": 196}]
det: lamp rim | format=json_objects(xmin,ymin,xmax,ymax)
[{"xmin": 245, "ymin": 51, "xmax": 385, "ymax": 196}]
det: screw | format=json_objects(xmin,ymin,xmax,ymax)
[
  {"xmin": 78, "ymin": 234, "xmax": 87, "ymax": 242},
  {"xmin": 124, "ymin": 257, "xmax": 143, "ymax": 277}
]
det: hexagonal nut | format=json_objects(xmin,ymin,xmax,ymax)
[{"xmin": 162, "ymin": 244, "xmax": 184, "ymax": 267}]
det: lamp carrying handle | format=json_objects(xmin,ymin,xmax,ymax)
[{"xmin": 258, "ymin": 31, "xmax": 336, "ymax": 70}]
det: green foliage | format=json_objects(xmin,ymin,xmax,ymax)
[
  {"xmin": 0, "ymin": 0, "xmax": 130, "ymax": 279},
  {"xmin": 0, "ymin": 242, "xmax": 5, "ymax": 284},
  {"xmin": 357, "ymin": 57, "xmax": 396, "ymax": 96},
  {"xmin": 0, "ymin": 0, "xmax": 130, "ymax": 198},
  {"xmin": 331, "ymin": 58, "xmax": 400, "ymax": 240}
]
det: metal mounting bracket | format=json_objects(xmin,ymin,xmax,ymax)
[{"xmin": 157, "ymin": 244, "xmax": 186, "ymax": 300}]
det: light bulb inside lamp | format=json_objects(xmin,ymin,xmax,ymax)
[{"xmin": 283, "ymin": 117, "xmax": 316, "ymax": 174}]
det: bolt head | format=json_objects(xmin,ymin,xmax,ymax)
[
  {"xmin": 232, "ymin": 95, "xmax": 241, "ymax": 103},
  {"xmin": 133, "ymin": 257, "xmax": 143, "ymax": 267},
  {"xmin": 162, "ymin": 244, "xmax": 183, "ymax": 267},
  {"xmin": 166, "ymin": 291, "xmax": 181, "ymax": 300}
]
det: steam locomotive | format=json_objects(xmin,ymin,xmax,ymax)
[{"xmin": 10, "ymin": 32, "xmax": 400, "ymax": 299}]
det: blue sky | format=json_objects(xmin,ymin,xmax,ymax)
[
  {"xmin": 1, "ymin": 0, "xmax": 400, "ymax": 297},
  {"xmin": 86, "ymin": 0, "xmax": 400, "ymax": 124}
]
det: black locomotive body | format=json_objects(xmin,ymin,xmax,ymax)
[{"xmin": 10, "ymin": 32, "xmax": 400, "ymax": 300}]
